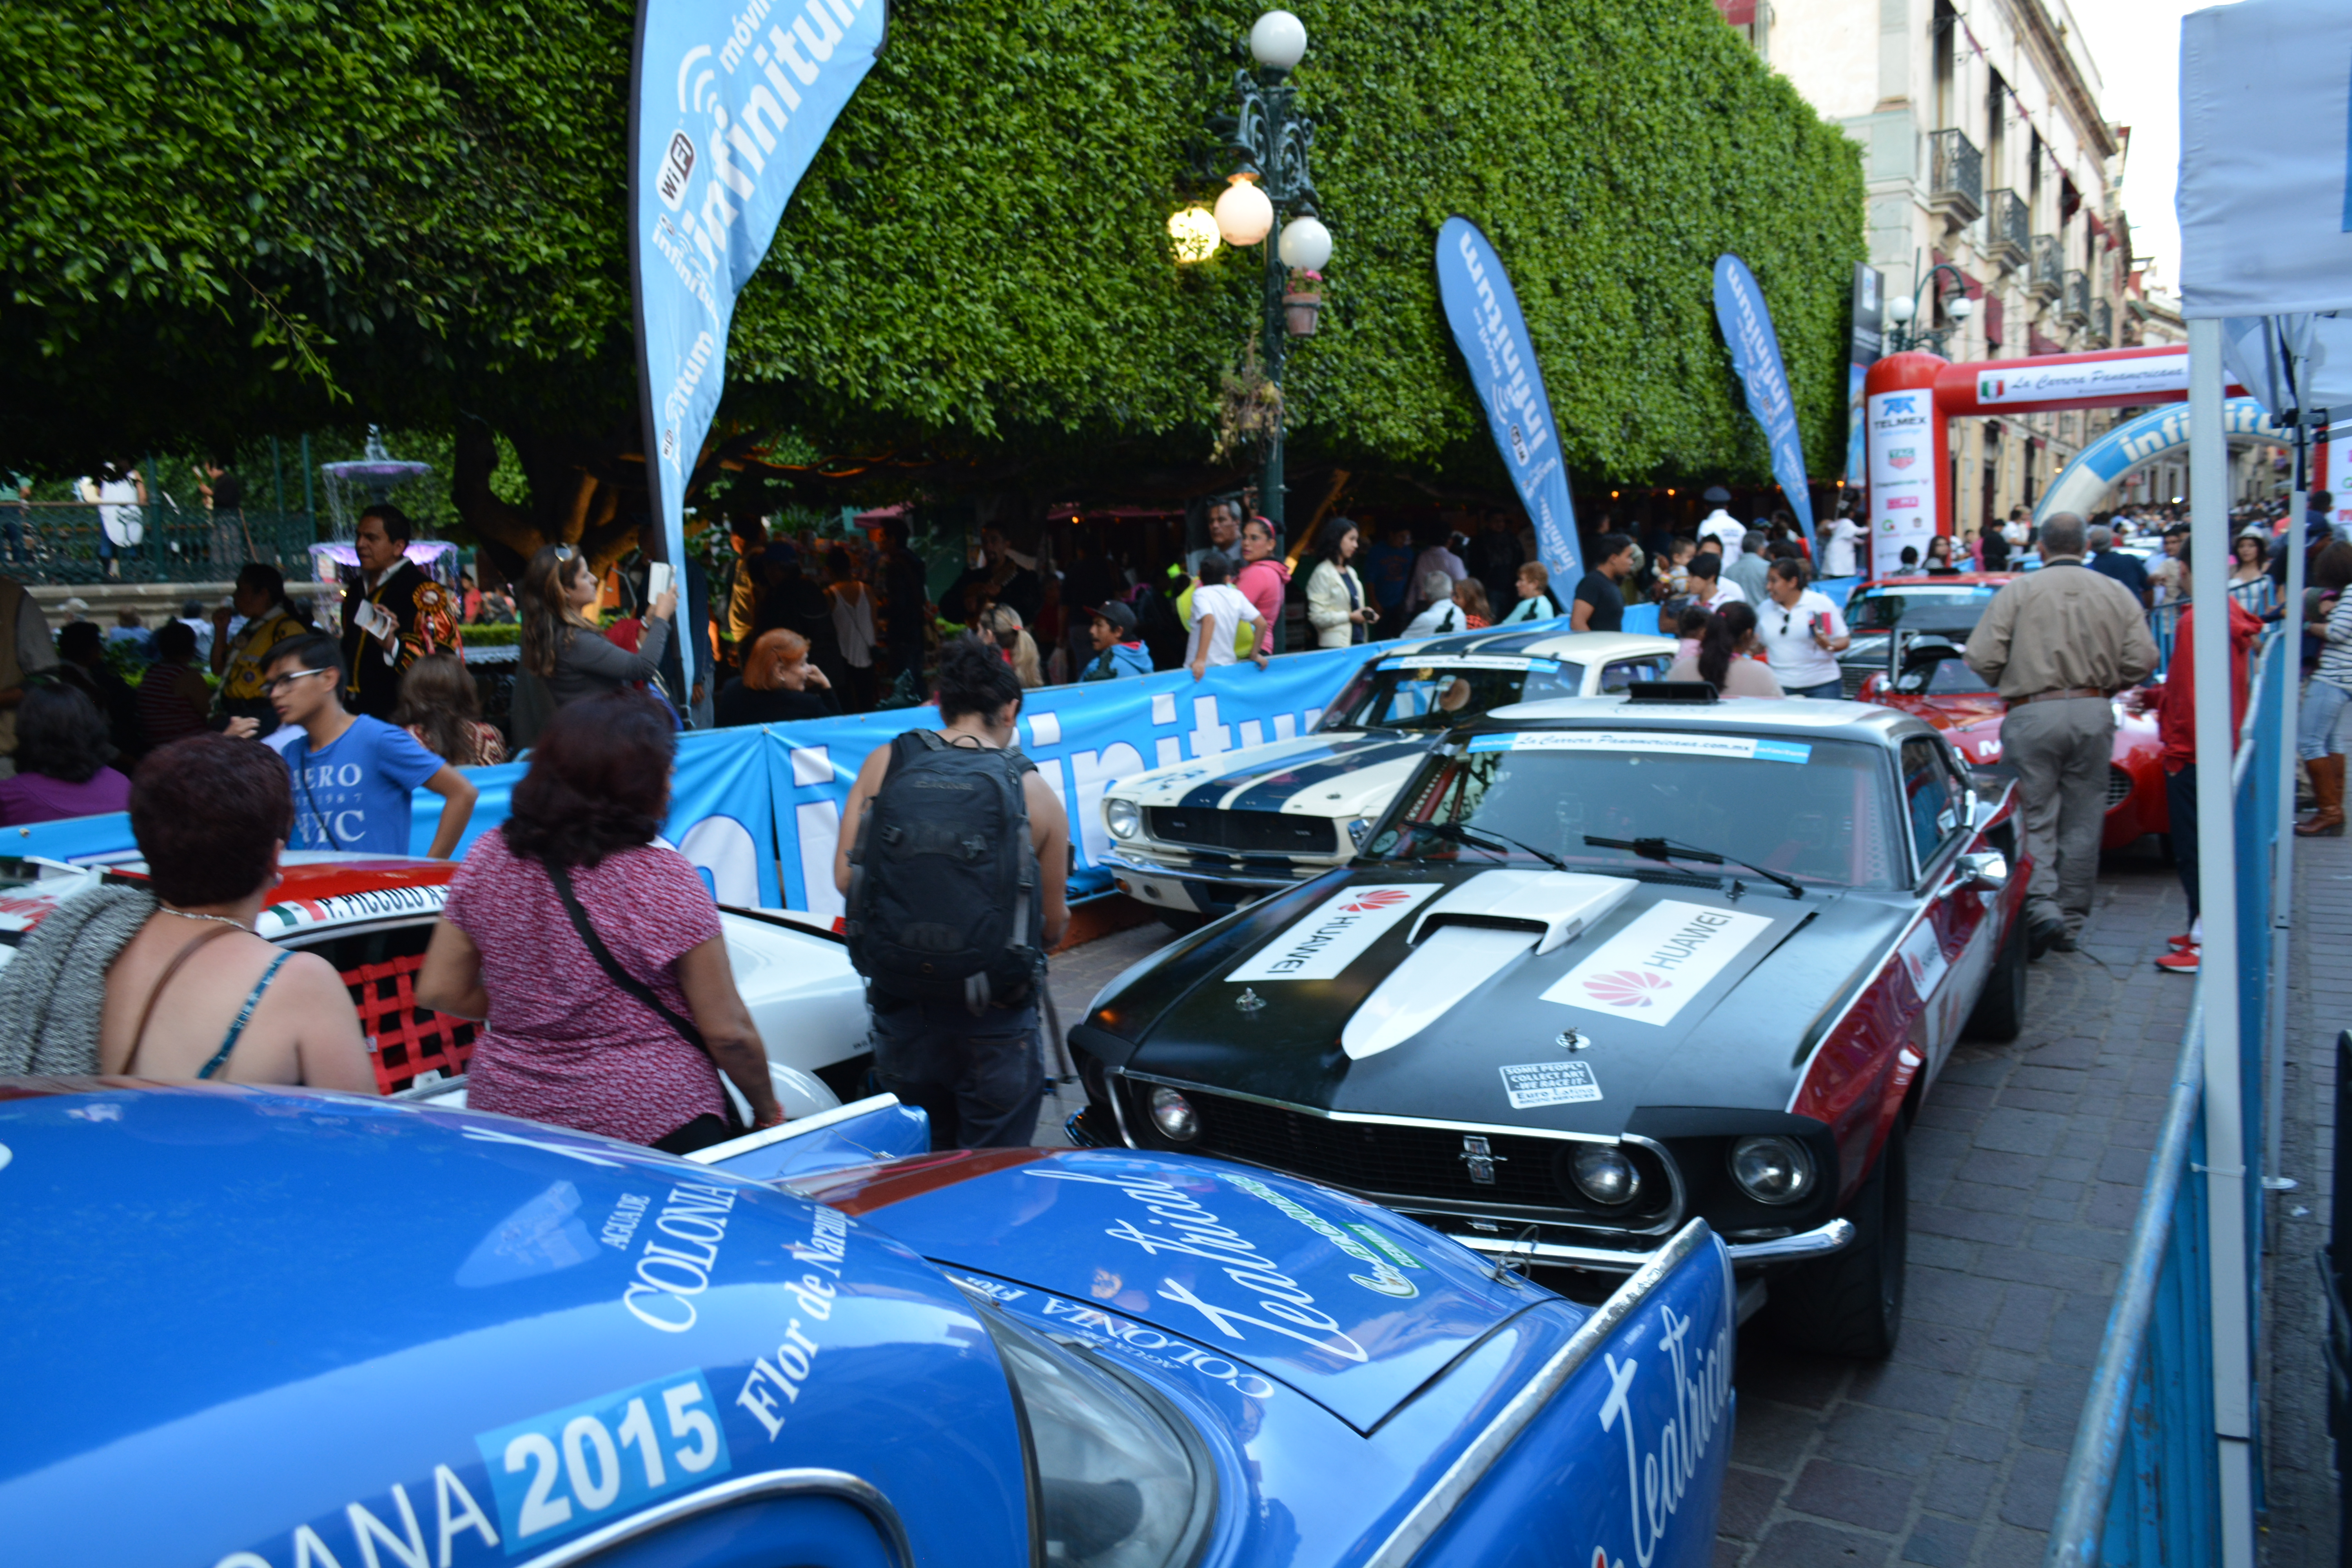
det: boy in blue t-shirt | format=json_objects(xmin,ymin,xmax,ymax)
[{"xmin": 263, "ymin": 633, "xmax": 477, "ymax": 858}]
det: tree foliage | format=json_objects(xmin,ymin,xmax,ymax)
[{"xmin": 1, "ymin": 0, "xmax": 1862, "ymax": 554}]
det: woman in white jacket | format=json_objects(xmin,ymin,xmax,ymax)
[{"xmin": 1305, "ymin": 518, "xmax": 1376, "ymax": 649}]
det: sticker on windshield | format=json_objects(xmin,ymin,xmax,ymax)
[
  {"xmin": 1466, "ymin": 731, "xmax": 1812, "ymax": 764},
  {"xmin": 1541, "ymin": 900, "xmax": 1777, "ymax": 1026},
  {"xmin": 1225, "ymin": 883, "xmax": 1441, "ymax": 982},
  {"xmin": 1500, "ymin": 1060, "xmax": 1602, "ymax": 1108},
  {"xmin": 1376, "ymin": 655, "xmax": 1561, "ymax": 673}
]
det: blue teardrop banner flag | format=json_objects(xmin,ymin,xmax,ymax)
[
  {"xmin": 1434, "ymin": 217, "xmax": 1583, "ymax": 588},
  {"xmin": 630, "ymin": 0, "xmax": 889, "ymax": 692},
  {"xmin": 1712, "ymin": 253, "xmax": 1814, "ymax": 535}
]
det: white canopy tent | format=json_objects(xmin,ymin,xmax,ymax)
[{"xmin": 2176, "ymin": 4, "xmax": 2352, "ymax": 1563}]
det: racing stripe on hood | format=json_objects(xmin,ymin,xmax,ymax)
[
  {"xmin": 1224, "ymin": 738, "xmax": 1430, "ymax": 813},
  {"xmin": 1175, "ymin": 739, "xmax": 1360, "ymax": 808}
]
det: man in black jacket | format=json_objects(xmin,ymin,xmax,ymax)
[{"xmin": 340, "ymin": 505, "xmax": 461, "ymax": 720}]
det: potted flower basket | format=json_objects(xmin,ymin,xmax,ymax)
[{"xmin": 1283, "ymin": 269, "xmax": 1323, "ymax": 336}]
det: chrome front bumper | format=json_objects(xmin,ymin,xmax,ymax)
[
  {"xmin": 1453, "ymin": 1219, "xmax": 1855, "ymax": 1274},
  {"xmin": 1098, "ymin": 848, "xmax": 1335, "ymax": 893}
]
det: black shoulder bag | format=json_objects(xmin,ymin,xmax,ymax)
[{"xmin": 544, "ymin": 858, "xmax": 716, "ymax": 1060}]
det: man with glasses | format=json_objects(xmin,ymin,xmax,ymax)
[{"xmin": 264, "ymin": 633, "xmax": 476, "ymax": 858}]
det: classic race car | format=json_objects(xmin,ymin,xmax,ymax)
[
  {"xmin": 0, "ymin": 853, "xmax": 874, "ymax": 1115},
  {"xmin": 1844, "ymin": 576, "xmax": 2171, "ymax": 851},
  {"xmin": 1070, "ymin": 690, "xmax": 2032, "ymax": 1359},
  {"xmin": 1103, "ymin": 628, "xmax": 1678, "ymax": 927},
  {"xmin": 1, "ymin": 1080, "xmax": 1735, "ymax": 1568}
]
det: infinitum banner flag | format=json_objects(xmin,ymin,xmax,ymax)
[
  {"xmin": 1434, "ymin": 217, "xmax": 1582, "ymax": 587},
  {"xmin": 631, "ymin": 0, "xmax": 889, "ymax": 691},
  {"xmin": 1713, "ymin": 254, "xmax": 1814, "ymax": 536}
]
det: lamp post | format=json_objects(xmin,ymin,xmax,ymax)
[
  {"xmin": 1210, "ymin": 9, "xmax": 1331, "ymax": 549},
  {"xmin": 1883, "ymin": 262, "xmax": 1974, "ymax": 356}
]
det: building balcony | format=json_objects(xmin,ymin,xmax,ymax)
[
  {"xmin": 2029, "ymin": 235, "xmax": 2063, "ymax": 301},
  {"xmin": 2093, "ymin": 299, "xmax": 2113, "ymax": 347},
  {"xmin": 2062, "ymin": 270, "xmax": 2090, "ymax": 326},
  {"xmin": 1985, "ymin": 190, "xmax": 2029, "ymax": 267},
  {"xmin": 1928, "ymin": 128, "xmax": 1984, "ymax": 223}
]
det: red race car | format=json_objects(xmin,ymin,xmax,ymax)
[{"xmin": 1846, "ymin": 576, "xmax": 2169, "ymax": 853}]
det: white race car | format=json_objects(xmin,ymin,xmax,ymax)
[
  {"xmin": 1100, "ymin": 626, "xmax": 1678, "ymax": 925},
  {"xmin": 0, "ymin": 852, "xmax": 872, "ymax": 1118}
]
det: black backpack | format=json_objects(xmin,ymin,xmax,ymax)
[{"xmin": 846, "ymin": 730, "xmax": 1043, "ymax": 1010}]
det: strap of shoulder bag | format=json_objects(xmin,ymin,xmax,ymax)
[{"xmin": 544, "ymin": 860, "xmax": 710, "ymax": 1056}]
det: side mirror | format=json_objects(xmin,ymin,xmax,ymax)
[{"xmin": 1956, "ymin": 850, "xmax": 2008, "ymax": 892}]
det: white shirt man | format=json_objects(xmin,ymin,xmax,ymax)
[
  {"xmin": 1821, "ymin": 516, "xmax": 1862, "ymax": 578},
  {"xmin": 1755, "ymin": 570, "xmax": 1852, "ymax": 697},
  {"xmin": 1698, "ymin": 508, "xmax": 1744, "ymax": 564},
  {"xmin": 1185, "ymin": 580, "xmax": 1264, "ymax": 678}
]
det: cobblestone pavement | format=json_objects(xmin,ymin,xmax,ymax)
[{"xmin": 1026, "ymin": 863, "xmax": 2342, "ymax": 1565}]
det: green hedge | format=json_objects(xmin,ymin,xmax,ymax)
[{"xmin": 2, "ymin": 0, "xmax": 1863, "ymax": 489}]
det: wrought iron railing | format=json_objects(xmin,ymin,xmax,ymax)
[
  {"xmin": 1928, "ymin": 127, "xmax": 1984, "ymax": 221},
  {"xmin": 2094, "ymin": 298, "xmax": 2114, "ymax": 347},
  {"xmin": 2063, "ymin": 270, "xmax": 2091, "ymax": 325},
  {"xmin": 0, "ymin": 505, "xmax": 322, "ymax": 585},
  {"xmin": 2031, "ymin": 234, "xmax": 2063, "ymax": 300},
  {"xmin": 1986, "ymin": 189, "xmax": 2029, "ymax": 265}
]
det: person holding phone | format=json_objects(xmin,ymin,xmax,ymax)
[
  {"xmin": 521, "ymin": 543, "xmax": 677, "ymax": 710},
  {"xmin": 1756, "ymin": 557, "xmax": 1851, "ymax": 699}
]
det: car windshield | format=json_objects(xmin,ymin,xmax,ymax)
[
  {"xmin": 1847, "ymin": 587, "xmax": 1997, "ymax": 632},
  {"xmin": 1896, "ymin": 644, "xmax": 1995, "ymax": 695},
  {"xmin": 1318, "ymin": 657, "xmax": 1588, "ymax": 731},
  {"xmin": 1364, "ymin": 729, "xmax": 1904, "ymax": 889}
]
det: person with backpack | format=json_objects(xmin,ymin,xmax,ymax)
[{"xmin": 833, "ymin": 636, "xmax": 1070, "ymax": 1150}]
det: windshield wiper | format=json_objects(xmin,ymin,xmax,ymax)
[
  {"xmin": 1582, "ymin": 835, "xmax": 1804, "ymax": 900},
  {"xmin": 1419, "ymin": 820, "xmax": 1567, "ymax": 871}
]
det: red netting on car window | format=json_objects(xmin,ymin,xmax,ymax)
[{"xmin": 343, "ymin": 951, "xmax": 477, "ymax": 1095}]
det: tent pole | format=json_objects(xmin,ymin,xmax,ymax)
[
  {"xmin": 2189, "ymin": 315, "xmax": 2257, "ymax": 1568},
  {"xmin": 2267, "ymin": 393, "xmax": 2310, "ymax": 1189}
]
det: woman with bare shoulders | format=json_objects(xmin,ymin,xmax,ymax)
[{"xmin": 0, "ymin": 733, "xmax": 374, "ymax": 1087}]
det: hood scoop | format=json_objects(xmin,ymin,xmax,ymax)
[{"xmin": 1344, "ymin": 873, "xmax": 1634, "ymax": 1061}]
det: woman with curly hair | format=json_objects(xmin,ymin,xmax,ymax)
[{"xmin": 417, "ymin": 691, "xmax": 784, "ymax": 1150}]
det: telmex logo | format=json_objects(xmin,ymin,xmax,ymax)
[{"xmin": 1881, "ymin": 394, "xmax": 1919, "ymax": 415}]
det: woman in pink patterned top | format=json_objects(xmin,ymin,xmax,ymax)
[{"xmin": 417, "ymin": 693, "xmax": 784, "ymax": 1151}]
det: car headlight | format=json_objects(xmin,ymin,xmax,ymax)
[
  {"xmin": 1148, "ymin": 1087, "xmax": 1198, "ymax": 1142},
  {"xmin": 1729, "ymin": 1136, "xmax": 1815, "ymax": 1205},
  {"xmin": 1106, "ymin": 799, "xmax": 1141, "ymax": 840},
  {"xmin": 1569, "ymin": 1144, "xmax": 1641, "ymax": 1207},
  {"xmin": 1347, "ymin": 818, "xmax": 1372, "ymax": 847},
  {"xmin": 979, "ymin": 1312, "xmax": 1216, "ymax": 1568}
]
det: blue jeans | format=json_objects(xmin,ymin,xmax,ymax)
[
  {"xmin": 1790, "ymin": 678, "xmax": 1846, "ymax": 700},
  {"xmin": 868, "ymin": 994, "xmax": 1043, "ymax": 1151},
  {"xmin": 2299, "ymin": 677, "xmax": 2350, "ymax": 760}
]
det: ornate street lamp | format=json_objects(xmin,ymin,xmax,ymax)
[
  {"xmin": 1213, "ymin": 9, "xmax": 1330, "ymax": 547},
  {"xmin": 1884, "ymin": 262, "xmax": 1974, "ymax": 355}
]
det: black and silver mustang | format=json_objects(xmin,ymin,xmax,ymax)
[{"xmin": 1069, "ymin": 690, "xmax": 2033, "ymax": 1357}]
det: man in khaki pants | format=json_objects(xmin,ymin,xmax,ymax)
[{"xmin": 1966, "ymin": 513, "xmax": 2160, "ymax": 955}]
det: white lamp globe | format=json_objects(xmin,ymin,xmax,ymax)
[
  {"xmin": 1885, "ymin": 294, "xmax": 1916, "ymax": 324},
  {"xmin": 1214, "ymin": 176, "xmax": 1275, "ymax": 247},
  {"xmin": 1276, "ymin": 213, "xmax": 1332, "ymax": 271},
  {"xmin": 1947, "ymin": 292, "xmax": 1974, "ymax": 321},
  {"xmin": 1249, "ymin": 11, "xmax": 1308, "ymax": 71},
  {"xmin": 1167, "ymin": 206, "xmax": 1221, "ymax": 264}
]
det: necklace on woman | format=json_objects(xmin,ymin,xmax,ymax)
[{"xmin": 158, "ymin": 905, "xmax": 250, "ymax": 933}]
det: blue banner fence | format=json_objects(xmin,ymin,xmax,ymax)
[{"xmin": 2045, "ymin": 633, "xmax": 2289, "ymax": 1566}]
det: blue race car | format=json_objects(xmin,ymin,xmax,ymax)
[{"xmin": 0, "ymin": 1082, "xmax": 1733, "ymax": 1567}]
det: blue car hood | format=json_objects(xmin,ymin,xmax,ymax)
[{"xmin": 805, "ymin": 1147, "xmax": 1545, "ymax": 1433}]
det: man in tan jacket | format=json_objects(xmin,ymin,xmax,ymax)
[{"xmin": 1966, "ymin": 512, "xmax": 2160, "ymax": 955}]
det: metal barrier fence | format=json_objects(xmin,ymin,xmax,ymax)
[
  {"xmin": 2046, "ymin": 633, "xmax": 2288, "ymax": 1566},
  {"xmin": 0, "ymin": 504, "xmax": 323, "ymax": 584}
]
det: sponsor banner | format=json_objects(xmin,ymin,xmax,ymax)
[
  {"xmin": 1499, "ymin": 1060, "xmax": 1603, "ymax": 1109},
  {"xmin": 1376, "ymin": 654, "xmax": 1561, "ymax": 673},
  {"xmin": 1973, "ymin": 350, "xmax": 2190, "ymax": 408},
  {"xmin": 1845, "ymin": 265, "xmax": 1883, "ymax": 487},
  {"xmin": 1541, "ymin": 899, "xmax": 1777, "ymax": 1026},
  {"xmin": 2034, "ymin": 396, "xmax": 2290, "ymax": 531},
  {"xmin": 1435, "ymin": 217, "xmax": 1583, "ymax": 587},
  {"xmin": 1466, "ymin": 731, "xmax": 1813, "ymax": 764},
  {"xmin": 1867, "ymin": 387, "xmax": 1936, "ymax": 577},
  {"xmin": 1225, "ymin": 883, "xmax": 1442, "ymax": 983},
  {"xmin": 1713, "ymin": 253, "xmax": 1815, "ymax": 534},
  {"xmin": 631, "ymin": 0, "xmax": 889, "ymax": 694}
]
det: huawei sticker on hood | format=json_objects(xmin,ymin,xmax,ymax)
[
  {"xmin": 1227, "ymin": 884, "xmax": 1442, "ymax": 982},
  {"xmin": 1539, "ymin": 899, "xmax": 1777, "ymax": 1026}
]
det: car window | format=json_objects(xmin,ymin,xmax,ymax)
[
  {"xmin": 1597, "ymin": 657, "xmax": 1672, "ymax": 694},
  {"xmin": 1847, "ymin": 588, "xmax": 1997, "ymax": 632},
  {"xmin": 1899, "ymin": 737, "xmax": 1968, "ymax": 871},
  {"xmin": 1319, "ymin": 661, "xmax": 1583, "ymax": 731}
]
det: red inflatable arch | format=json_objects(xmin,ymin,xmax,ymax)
[{"xmin": 1862, "ymin": 344, "xmax": 2241, "ymax": 576}]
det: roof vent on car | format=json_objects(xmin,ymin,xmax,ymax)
[{"xmin": 1623, "ymin": 681, "xmax": 1718, "ymax": 704}]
